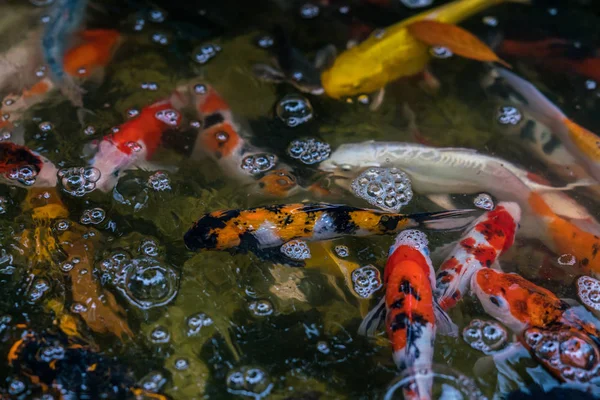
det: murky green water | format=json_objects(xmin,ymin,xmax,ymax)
[{"xmin": 1, "ymin": 0, "xmax": 600, "ymax": 398}]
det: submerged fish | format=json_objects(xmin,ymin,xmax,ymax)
[
  {"xmin": 435, "ymin": 202, "xmax": 521, "ymax": 311},
  {"xmin": 184, "ymin": 203, "xmax": 476, "ymax": 253},
  {"xmin": 320, "ymin": 0, "xmax": 527, "ymax": 99},
  {"xmin": 90, "ymin": 91, "xmax": 185, "ymax": 191},
  {"xmin": 42, "ymin": 0, "xmax": 89, "ymax": 107},
  {"xmin": 493, "ymin": 67, "xmax": 600, "ymax": 184},
  {"xmin": 360, "ymin": 230, "xmax": 455, "ymax": 400},
  {"xmin": 0, "ymin": 142, "xmax": 58, "ymax": 188}
]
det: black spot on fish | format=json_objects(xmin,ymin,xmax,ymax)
[
  {"xmin": 489, "ymin": 296, "xmax": 501, "ymax": 307},
  {"xmin": 399, "ymin": 280, "xmax": 421, "ymax": 301},
  {"xmin": 379, "ymin": 215, "xmax": 399, "ymax": 232},
  {"xmin": 582, "ymin": 258, "xmax": 590, "ymax": 266},
  {"xmin": 542, "ymin": 134, "xmax": 562, "ymax": 155},
  {"xmin": 519, "ymin": 120, "xmax": 537, "ymax": 143},
  {"xmin": 390, "ymin": 299, "xmax": 404, "ymax": 309},
  {"xmin": 184, "ymin": 211, "xmax": 235, "ymax": 251},
  {"xmin": 264, "ymin": 204, "xmax": 284, "ymax": 214},
  {"xmin": 592, "ymin": 243, "xmax": 600, "ymax": 258},
  {"xmin": 203, "ymin": 113, "xmax": 225, "ymax": 129},
  {"xmin": 332, "ymin": 210, "xmax": 358, "ymax": 234}
]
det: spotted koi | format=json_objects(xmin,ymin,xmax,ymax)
[
  {"xmin": 184, "ymin": 203, "xmax": 476, "ymax": 253},
  {"xmin": 435, "ymin": 202, "xmax": 521, "ymax": 311}
]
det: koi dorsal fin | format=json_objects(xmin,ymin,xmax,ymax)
[{"xmin": 407, "ymin": 20, "xmax": 511, "ymax": 68}]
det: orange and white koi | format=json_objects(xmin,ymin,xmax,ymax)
[
  {"xmin": 184, "ymin": 203, "xmax": 476, "ymax": 253},
  {"xmin": 361, "ymin": 230, "xmax": 455, "ymax": 399},
  {"xmin": 89, "ymin": 91, "xmax": 185, "ymax": 191},
  {"xmin": 435, "ymin": 202, "xmax": 521, "ymax": 311},
  {"xmin": 0, "ymin": 142, "xmax": 58, "ymax": 188},
  {"xmin": 493, "ymin": 67, "xmax": 600, "ymax": 183}
]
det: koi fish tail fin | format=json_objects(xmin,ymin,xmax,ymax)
[
  {"xmin": 433, "ymin": 301, "xmax": 458, "ymax": 337},
  {"xmin": 358, "ymin": 296, "xmax": 386, "ymax": 337},
  {"xmin": 58, "ymin": 74, "xmax": 85, "ymax": 108},
  {"xmin": 409, "ymin": 209, "xmax": 478, "ymax": 232},
  {"xmin": 524, "ymin": 176, "xmax": 597, "ymax": 193}
]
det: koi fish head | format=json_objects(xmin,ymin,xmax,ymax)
[
  {"xmin": 471, "ymin": 269, "xmax": 567, "ymax": 334},
  {"xmin": 385, "ymin": 229, "xmax": 434, "ymax": 286},
  {"xmin": 256, "ymin": 169, "xmax": 298, "ymax": 197}
]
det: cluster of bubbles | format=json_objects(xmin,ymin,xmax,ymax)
[
  {"xmin": 351, "ymin": 167, "xmax": 413, "ymax": 212},
  {"xmin": 37, "ymin": 342, "xmax": 66, "ymax": 363},
  {"xmin": 497, "ymin": 106, "xmax": 522, "ymax": 126},
  {"xmin": 576, "ymin": 276, "xmax": 600, "ymax": 314},
  {"xmin": 141, "ymin": 82, "xmax": 159, "ymax": 91},
  {"xmin": 256, "ymin": 35, "xmax": 274, "ymax": 49},
  {"xmin": 280, "ymin": 239, "xmax": 311, "ymax": 260},
  {"xmin": 248, "ymin": 299, "xmax": 274, "ymax": 317},
  {"xmin": 299, "ymin": 3, "xmax": 319, "ymax": 18},
  {"xmin": 38, "ymin": 121, "xmax": 53, "ymax": 132},
  {"xmin": 7, "ymin": 378, "xmax": 26, "ymax": 396},
  {"xmin": 147, "ymin": 171, "xmax": 172, "ymax": 191},
  {"xmin": 241, "ymin": 153, "xmax": 277, "ymax": 175},
  {"xmin": 473, "ymin": 193, "xmax": 495, "ymax": 211},
  {"xmin": 149, "ymin": 326, "xmax": 170, "ymax": 344},
  {"xmin": 155, "ymin": 109, "xmax": 180, "ymax": 126},
  {"xmin": 226, "ymin": 366, "xmax": 273, "ymax": 399},
  {"xmin": 139, "ymin": 239, "xmax": 160, "ymax": 257},
  {"xmin": 524, "ymin": 327, "xmax": 600, "ymax": 383},
  {"xmin": 287, "ymin": 137, "xmax": 331, "ymax": 165},
  {"xmin": 27, "ymin": 278, "xmax": 50, "ymax": 303},
  {"xmin": 139, "ymin": 371, "xmax": 167, "ymax": 393},
  {"xmin": 351, "ymin": 265, "xmax": 382, "ymax": 299},
  {"xmin": 334, "ymin": 245, "xmax": 349, "ymax": 258},
  {"xmin": 396, "ymin": 230, "xmax": 429, "ymax": 252},
  {"xmin": 400, "ymin": 0, "xmax": 433, "ymax": 8},
  {"xmin": 430, "ymin": 46, "xmax": 453, "ymax": 59},
  {"xmin": 58, "ymin": 167, "xmax": 101, "ymax": 197},
  {"xmin": 98, "ymin": 252, "xmax": 178, "ymax": 309},
  {"xmin": 84, "ymin": 125, "xmax": 96, "ymax": 136},
  {"xmin": 276, "ymin": 94, "xmax": 314, "ymax": 127},
  {"xmin": 193, "ymin": 44, "xmax": 222, "ymax": 64},
  {"xmin": 151, "ymin": 32, "xmax": 169, "ymax": 45},
  {"xmin": 80, "ymin": 207, "xmax": 106, "ymax": 225},
  {"xmin": 186, "ymin": 312, "xmax": 214, "ymax": 336},
  {"xmin": 7, "ymin": 165, "xmax": 37, "ymax": 186},
  {"xmin": 59, "ymin": 257, "xmax": 80, "ymax": 273},
  {"xmin": 462, "ymin": 319, "xmax": 508, "ymax": 354},
  {"xmin": 482, "ymin": 16, "xmax": 499, "ymax": 27}
]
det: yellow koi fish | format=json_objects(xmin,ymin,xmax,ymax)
[{"xmin": 321, "ymin": 0, "xmax": 529, "ymax": 99}]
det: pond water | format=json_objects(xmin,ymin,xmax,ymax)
[{"xmin": 0, "ymin": 0, "xmax": 600, "ymax": 399}]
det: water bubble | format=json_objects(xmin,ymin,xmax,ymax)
[
  {"xmin": 141, "ymin": 82, "xmax": 159, "ymax": 91},
  {"xmin": 148, "ymin": 7, "xmax": 166, "ymax": 23},
  {"xmin": 430, "ymin": 46, "xmax": 453, "ymax": 59},
  {"xmin": 339, "ymin": 5, "xmax": 350, "ymax": 14},
  {"xmin": 193, "ymin": 83, "xmax": 207, "ymax": 94},
  {"xmin": 155, "ymin": 109, "xmax": 180, "ymax": 126},
  {"xmin": 462, "ymin": 319, "xmax": 508, "ymax": 354},
  {"xmin": 80, "ymin": 207, "xmax": 106, "ymax": 225},
  {"xmin": 71, "ymin": 302, "xmax": 88, "ymax": 313},
  {"xmin": 8, "ymin": 378, "xmax": 26, "ymax": 395},
  {"xmin": 280, "ymin": 239, "xmax": 311, "ymax": 260},
  {"xmin": 299, "ymin": 3, "xmax": 319, "ymax": 18},
  {"xmin": 351, "ymin": 167, "xmax": 413, "ymax": 212},
  {"xmin": 113, "ymin": 176, "xmax": 149, "ymax": 211},
  {"xmin": 150, "ymin": 326, "xmax": 170, "ymax": 344},
  {"xmin": 193, "ymin": 44, "xmax": 222, "ymax": 64},
  {"xmin": 585, "ymin": 80, "xmax": 597, "ymax": 91},
  {"xmin": 384, "ymin": 364, "xmax": 485, "ymax": 400},
  {"xmin": 241, "ymin": 153, "xmax": 277, "ymax": 175},
  {"xmin": 138, "ymin": 239, "xmax": 159, "ymax": 257},
  {"xmin": 395, "ymin": 230, "xmax": 429, "ymax": 252},
  {"xmin": 186, "ymin": 312, "xmax": 214, "ymax": 336},
  {"xmin": 577, "ymin": 276, "xmax": 600, "ymax": 314},
  {"xmin": 474, "ymin": 193, "xmax": 494, "ymax": 211},
  {"xmin": 58, "ymin": 167, "xmax": 101, "ymax": 197},
  {"xmin": 55, "ymin": 219, "xmax": 70, "ymax": 231},
  {"xmin": 317, "ymin": 341, "xmax": 330, "ymax": 354},
  {"xmin": 7, "ymin": 165, "xmax": 38, "ymax": 186},
  {"xmin": 226, "ymin": 366, "xmax": 273, "ymax": 399},
  {"xmin": 524, "ymin": 327, "xmax": 600, "ymax": 383},
  {"xmin": 287, "ymin": 137, "xmax": 331, "ymax": 165},
  {"xmin": 0, "ymin": 196, "xmax": 8, "ymax": 214},
  {"xmin": 38, "ymin": 343, "xmax": 65, "ymax": 362},
  {"xmin": 497, "ymin": 106, "xmax": 522, "ymax": 126},
  {"xmin": 548, "ymin": 7, "xmax": 558, "ymax": 16},
  {"xmin": 276, "ymin": 94, "xmax": 313, "ymax": 127},
  {"xmin": 147, "ymin": 171, "xmax": 171, "ymax": 192},
  {"xmin": 98, "ymin": 251, "xmax": 131, "ymax": 286},
  {"xmin": 139, "ymin": 371, "xmax": 167, "ymax": 393},
  {"xmin": 38, "ymin": 121, "xmax": 53, "ymax": 132},
  {"xmin": 0, "ymin": 130, "xmax": 12, "ymax": 141},
  {"xmin": 174, "ymin": 358, "xmax": 189, "ymax": 371},
  {"xmin": 558, "ymin": 253, "xmax": 577, "ymax": 266},
  {"xmin": 0, "ymin": 315, "xmax": 12, "ymax": 333},
  {"xmin": 400, "ymin": 0, "xmax": 433, "ymax": 8},
  {"xmin": 127, "ymin": 108, "xmax": 139, "ymax": 118},
  {"xmin": 133, "ymin": 17, "xmax": 145, "ymax": 31},
  {"xmin": 351, "ymin": 265, "xmax": 382, "ymax": 299},
  {"xmin": 28, "ymin": 278, "xmax": 50, "ymax": 303},
  {"xmin": 248, "ymin": 299, "xmax": 274, "ymax": 317},
  {"xmin": 482, "ymin": 16, "xmax": 498, "ymax": 26},
  {"xmin": 256, "ymin": 35, "xmax": 274, "ymax": 49},
  {"xmin": 118, "ymin": 257, "xmax": 178, "ymax": 309},
  {"xmin": 84, "ymin": 125, "xmax": 96, "ymax": 135},
  {"xmin": 334, "ymin": 245, "xmax": 349, "ymax": 258},
  {"xmin": 40, "ymin": 14, "xmax": 50, "ymax": 23}
]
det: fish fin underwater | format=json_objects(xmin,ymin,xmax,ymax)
[
  {"xmin": 410, "ymin": 208, "xmax": 478, "ymax": 231},
  {"xmin": 433, "ymin": 302, "xmax": 458, "ymax": 337},
  {"xmin": 358, "ymin": 296, "xmax": 386, "ymax": 337}
]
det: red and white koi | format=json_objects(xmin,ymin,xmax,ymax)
[
  {"xmin": 435, "ymin": 202, "xmax": 521, "ymax": 311},
  {"xmin": 360, "ymin": 230, "xmax": 455, "ymax": 400}
]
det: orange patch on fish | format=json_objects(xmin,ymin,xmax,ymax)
[
  {"xmin": 257, "ymin": 169, "xmax": 298, "ymax": 197},
  {"xmin": 22, "ymin": 80, "xmax": 52, "ymax": 98},
  {"xmin": 198, "ymin": 89, "xmax": 230, "ymax": 114},
  {"xmin": 407, "ymin": 20, "xmax": 510, "ymax": 67},
  {"xmin": 64, "ymin": 29, "xmax": 121, "ymax": 77},
  {"xmin": 563, "ymin": 117, "xmax": 600, "ymax": 162},
  {"xmin": 200, "ymin": 123, "xmax": 241, "ymax": 158}
]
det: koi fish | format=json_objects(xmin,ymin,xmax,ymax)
[
  {"xmin": 1, "ymin": 29, "xmax": 121, "ymax": 127},
  {"xmin": 360, "ymin": 230, "xmax": 455, "ymax": 400},
  {"xmin": 320, "ymin": 0, "xmax": 528, "ymax": 99},
  {"xmin": 253, "ymin": 26, "xmax": 336, "ymax": 95},
  {"xmin": 42, "ymin": 0, "xmax": 89, "ymax": 107},
  {"xmin": 184, "ymin": 203, "xmax": 476, "ymax": 254},
  {"xmin": 499, "ymin": 38, "xmax": 600, "ymax": 83},
  {"xmin": 493, "ymin": 67, "xmax": 600, "ymax": 183},
  {"xmin": 0, "ymin": 142, "xmax": 58, "ymax": 188},
  {"xmin": 435, "ymin": 202, "xmax": 521, "ymax": 311},
  {"xmin": 89, "ymin": 91, "xmax": 185, "ymax": 192}
]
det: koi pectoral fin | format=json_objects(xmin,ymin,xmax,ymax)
[
  {"xmin": 252, "ymin": 63, "xmax": 286, "ymax": 83},
  {"xmin": 410, "ymin": 208, "xmax": 479, "ymax": 232},
  {"xmin": 434, "ymin": 302, "xmax": 458, "ymax": 337},
  {"xmin": 407, "ymin": 20, "xmax": 511, "ymax": 68},
  {"xmin": 358, "ymin": 296, "xmax": 386, "ymax": 337}
]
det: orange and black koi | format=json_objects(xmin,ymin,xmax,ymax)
[
  {"xmin": 435, "ymin": 202, "xmax": 521, "ymax": 311},
  {"xmin": 184, "ymin": 203, "xmax": 476, "ymax": 254}
]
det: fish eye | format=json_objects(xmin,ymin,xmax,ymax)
[{"xmin": 489, "ymin": 296, "xmax": 502, "ymax": 307}]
